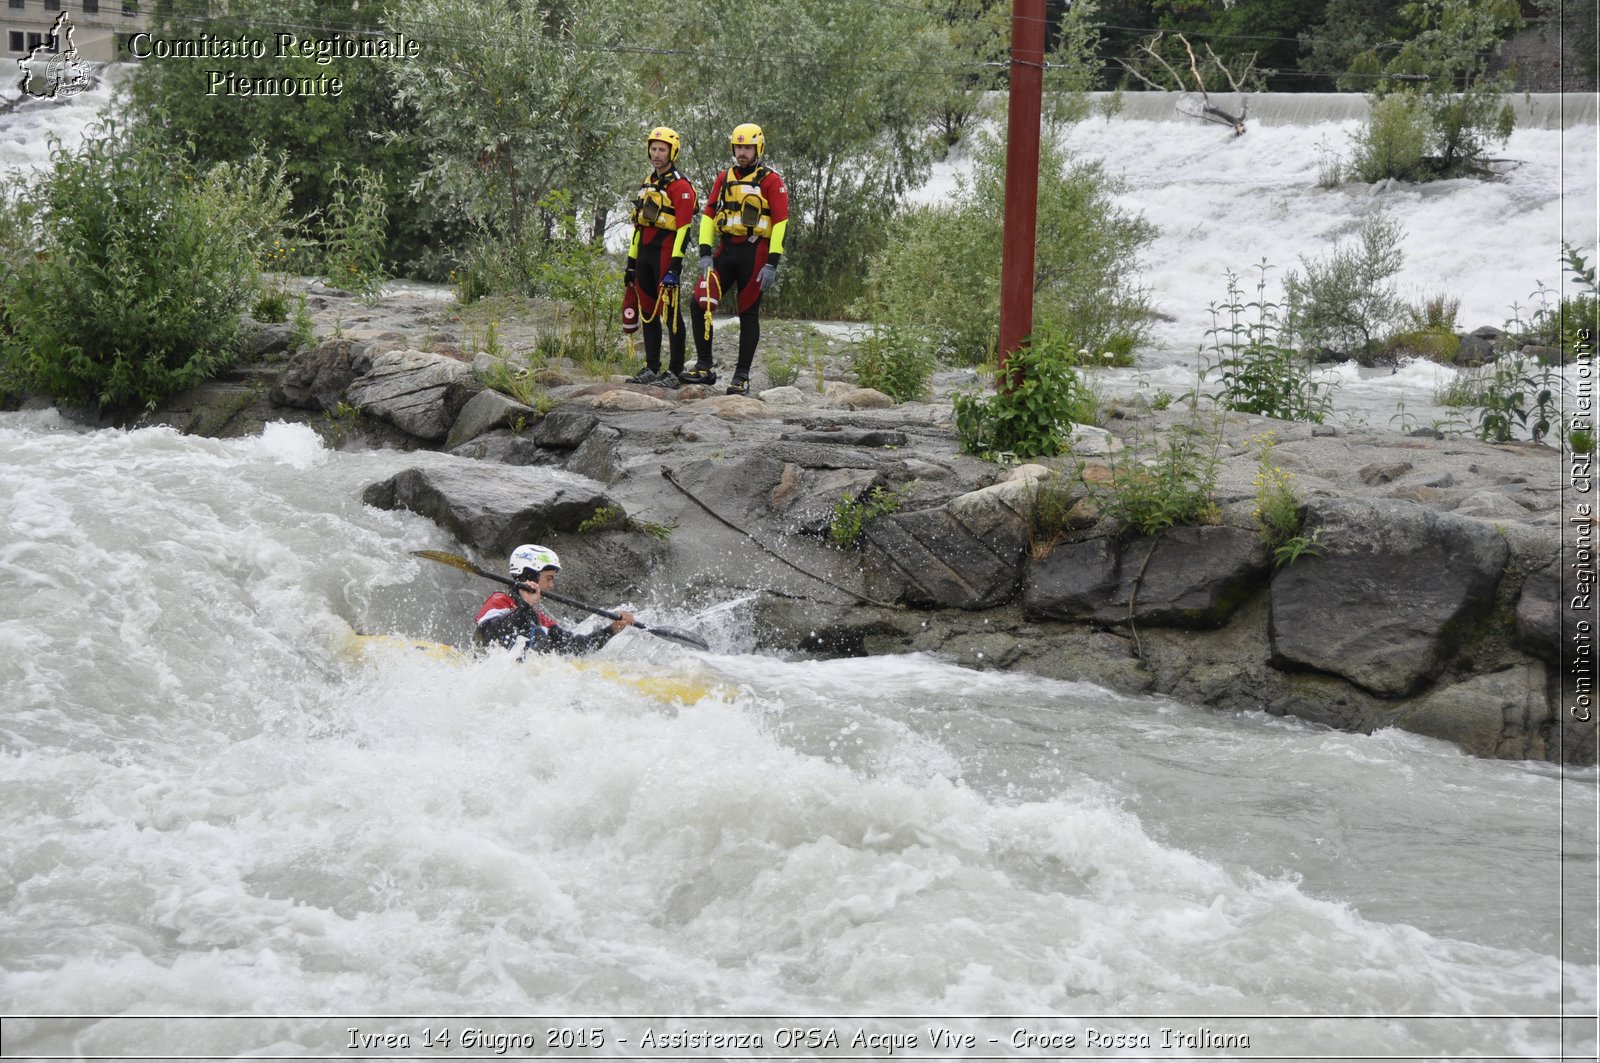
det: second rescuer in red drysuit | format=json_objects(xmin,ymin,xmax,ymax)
[
  {"xmin": 624, "ymin": 126, "xmax": 698, "ymax": 386},
  {"xmin": 685, "ymin": 122, "xmax": 789, "ymax": 396}
]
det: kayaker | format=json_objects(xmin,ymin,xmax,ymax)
[{"xmin": 474, "ymin": 544, "xmax": 635, "ymax": 654}]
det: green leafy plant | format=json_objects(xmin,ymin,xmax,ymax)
[
  {"xmin": 765, "ymin": 345, "xmax": 811, "ymax": 390},
  {"xmin": 1028, "ymin": 470, "xmax": 1080, "ymax": 558},
  {"xmin": 479, "ymin": 358, "xmax": 545, "ymax": 408},
  {"xmin": 0, "ymin": 122, "xmax": 291, "ymax": 411},
  {"xmin": 252, "ymin": 283, "xmax": 292, "ymax": 324},
  {"xmin": 1201, "ymin": 262, "xmax": 1334, "ymax": 423},
  {"xmin": 1284, "ymin": 214, "xmax": 1408, "ymax": 362},
  {"xmin": 291, "ymin": 292, "xmax": 315, "ymax": 350},
  {"xmin": 1274, "ymin": 529, "xmax": 1327, "ymax": 568},
  {"xmin": 1438, "ymin": 352, "xmax": 1564, "ymax": 443},
  {"xmin": 1091, "ymin": 417, "xmax": 1224, "ymax": 536},
  {"xmin": 953, "ymin": 334, "xmax": 1095, "ymax": 460},
  {"xmin": 578, "ymin": 506, "xmax": 624, "ymax": 533},
  {"xmin": 1250, "ymin": 431, "xmax": 1303, "ymax": 548},
  {"xmin": 1507, "ymin": 244, "xmax": 1600, "ymax": 353},
  {"xmin": 857, "ymin": 135, "xmax": 1153, "ymax": 366},
  {"xmin": 830, "ymin": 484, "xmax": 912, "ymax": 548},
  {"xmin": 322, "ymin": 400, "xmax": 362, "ymax": 446},
  {"xmin": 1346, "ymin": 0, "xmax": 1520, "ymax": 181},
  {"xmin": 1348, "ymin": 92, "xmax": 1431, "ymax": 183},
  {"xmin": 626, "ymin": 517, "xmax": 675, "ymax": 540}
]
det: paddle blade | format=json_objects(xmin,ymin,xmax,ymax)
[
  {"xmin": 641, "ymin": 624, "xmax": 711, "ymax": 652},
  {"xmin": 411, "ymin": 549, "xmax": 485, "ymax": 576}
]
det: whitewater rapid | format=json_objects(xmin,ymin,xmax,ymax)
[{"xmin": 1, "ymin": 413, "xmax": 1594, "ymax": 1059}]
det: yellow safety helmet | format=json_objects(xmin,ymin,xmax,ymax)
[
  {"xmin": 729, "ymin": 122, "xmax": 765, "ymax": 158},
  {"xmin": 647, "ymin": 126, "xmax": 681, "ymax": 163}
]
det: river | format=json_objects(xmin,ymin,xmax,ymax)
[
  {"xmin": 0, "ymin": 410, "xmax": 1594, "ymax": 1059},
  {"xmin": 3, "ymin": 66, "xmax": 1598, "ymax": 1062}
]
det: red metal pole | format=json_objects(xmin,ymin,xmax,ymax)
[{"xmin": 997, "ymin": 0, "xmax": 1045, "ymax": 389}]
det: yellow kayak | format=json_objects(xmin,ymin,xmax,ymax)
[{"xmin": 339, "ymin": 630, "xmax": 719, "ymax": 705}]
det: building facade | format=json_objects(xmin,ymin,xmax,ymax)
[{"xmin": 5, "ymin": 0, "xmax": 149, "ymax": 65}]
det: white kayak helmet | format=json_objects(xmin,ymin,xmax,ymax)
[{"xmin": 509, "ymin": 543, "xmax": 561, "ymax": 579}]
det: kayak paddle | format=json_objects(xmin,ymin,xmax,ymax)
[{"xmin": 412, "ymin": 549, "xmax": 711, "ymax": 652}]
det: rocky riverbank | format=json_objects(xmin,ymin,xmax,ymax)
[{"xmin": 72, "ymin": 282, "xmax": 1596, "ymax": 765}]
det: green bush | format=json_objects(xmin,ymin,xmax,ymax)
[
  {"xmin": 1092, "ymin": 418, "xmax": 1224, "ymax": 537},
  {"xmin": 1285, "ymin": 213, "xmax": 1408, "ymax": 361},
  {"xmin": 829, "ymin": 484, "xmax": 913, "ymax": 548},
  {"xmin": 1444, "ymin": 353, "xmax": 1564, "ymax": 443},
  {"xmin": 1349, "ymin": 93, "xmax": 1430, "ymax": 183},
  {"xmin": 318, "ymin": 164, "xmax": 389, "ymax": 300},
  {"xmin": 859, "ymin": 135, "xmax": 1154, "ymax": 365},
  {"xmin": 454, "ymin": 193, "xmax": 622, "ymax": 369},
  {"xmin": 1509, "ymin": 245, "xmax": 1600, "ymax": 354},
  {"xmin": 1346, "ymin": 0, "xmax": 1520, "ymax": 181},
  {"xmin": 1249, "ymin": 431, "xmax": 1303, "ymax": 547},
  {"xmin": 0, "ymin": 122, "xmax": 290, "ymax": 411},
  {"xmin": 953, "ymin": 333, "xmax": 1094, "ymax": 460},
  {"xmin": 851, "ymin": 322, "xmax": 935, "ymax": 403}
]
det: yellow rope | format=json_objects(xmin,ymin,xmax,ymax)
[
  {"xmin": 700, "ymin": 271, "xmax": 717, "ymax": 343},
  {"xmin": 636, "ymin": 282, "xmax": 682, "ymax": 328},
  {"xmin": 636, "ymin": 281, "xmax": 662, "ymax": 325}
]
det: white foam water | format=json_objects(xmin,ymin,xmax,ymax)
[{"xmin": 0, "ymin": 416, "xmax": 1594, "ymax": 1058}]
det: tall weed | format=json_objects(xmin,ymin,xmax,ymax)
[{"xmin": 1201, "ymin": 262, "xmax": 1334, "ymax": 423}]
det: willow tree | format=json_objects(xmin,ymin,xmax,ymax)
[
  {"xmin": 1347, "ymin": 0, "xmax": 1521, "ymax": 179},
  {"xmin": 384, "ymin": 0, "xmax": 633, "ymax": 247}
]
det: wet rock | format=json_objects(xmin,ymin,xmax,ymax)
[
  {"xmin": 344, "ymin": 349, "xmax": 481, "ymax": 442},
  {"xmin": 1270, "ymin": 497, "xmax": 1508, "ymax": 697},
  {"xmin": 444, "ymin": 387, "xmax": 540, "ymax": 451},
  {"xmin": 362, "ymin": 461, "xmax": 619, "ymax": 558}
]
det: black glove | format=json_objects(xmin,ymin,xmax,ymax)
[
  {"xmin": 758, "ymin": 262, "xmax": 777, "ymax": 290},
  {"xmin": 623, "ymin": 263, "xmax": 636, "ymax": 288}
]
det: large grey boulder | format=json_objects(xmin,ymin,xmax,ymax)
[
  {"xmin": 534, "ymin": 408, "xmax": 601, "ymax": 450},
  {"xmin": 1023, "ymin": 537, "xmax": 1120, "ymax": 619},
  {"xmin": 861, "ymin": 479, "xmax": 1033, "ymax": 609},
  {"xmin": 270, "ymin": 337, "xmax": 374, "ymax": 411},
  {"xmin": 1515, "ymin": 555, "xmax": 1562, "ymax": 664},
  {"xmin": 344, "ymin": 349, "xmax": 482, "ymax": 442},
  {"xmin": 1025, "ymin": 525, "xmax": 1270, "ymax": 628},
  {"xmin": 1270, "ymin": 497, "xmax": 1509, "ymax": 696},
  {"xmin": 362, "ymin": 461, "xmax": 619, "ymax": 557},
  {"xmin": 444, "ymin": 388, "xmax": 540, "ymax": 451},
  {"xmin": 1391, "ymin": 663, "xmax": 1553, "ymax": 759},
  {"xmin": 566, "ymin": 424, "xmax": 624, "ymax": 484}
]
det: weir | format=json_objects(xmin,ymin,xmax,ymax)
[{"xmin": 1083, "ymin": 90, "xmax": 1598, "ymax": 129}]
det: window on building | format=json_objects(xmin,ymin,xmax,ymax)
[
  {"xmin": 8, "ymin": 0, "xmax": 25, "ymax": 11},
  {"xmin": 122, "ymin": 1, "xmax": 137, "ymax": 14},
  {"xmin": 84, "ymin": 0, "xmax": 99, "ymax": 12},
  {"xmin": 26, "ymin": 31, "xmax": 41, "ymax": 50},
  {"xmin": 8, "ymin": 30, "xmax": 23, "ymax": 51},
  {"xmin": 45, "ymin": 0, "xmax": 60, "ymax": 10}
]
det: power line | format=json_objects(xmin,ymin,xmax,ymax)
[{"xmin": 115, "ymin": 3, "xmax": 1495, "ymax": 93}]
